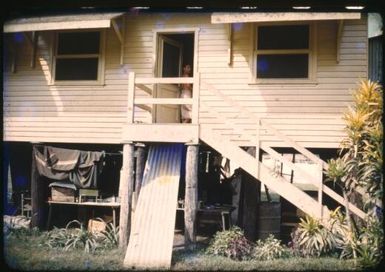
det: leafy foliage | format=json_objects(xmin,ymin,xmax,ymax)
[
  {"xmin": 45, "ymin": 219, "xmax": 119, "ymax": 254},
  {"xmin": 253, "ymin": 234, "xmax": 291, "ymax": 261},
  {"xmin": 357, "ymin": 218, "xmax": 384, "ymax": 267},
  {"xmin": 324, "ymin": 80, "xmax": 383, "ymax": 267},
  {"xmin": 100, "ymin": 221, "xmax": 119, "ymax": 248},
  {"xmin": 290, "ymin": 215, "xmax": 336, "ymax": 257},
  {"xmin": 329, "ymin": 207, "xmax": 359, "ymax": 259},
  {"xmin": 325, "ymin": 158, "xmax": 347, "ymax": 186},
  {"xmin": 206, "ymin": 226, "xmax": 254, "ymax": 260},
  {"xmin": 5, "ymin": 226, "xmax": 41, "ymax": 240},
  {"xmin": 338, "ymin": 80, "xmax": 382, "ymax": 213},
  {"xmin": 45, "ymin": 220, "xmax": 100, "ymax": 253}
]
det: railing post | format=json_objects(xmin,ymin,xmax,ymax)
[
  {"xmin": 127, "ymin": 72, "xmax": 136, "ymax": 124},
  {"xmin": 192, "ymin": 72, "xmax": 200, "ymax": 124},
  {"xmin": 318, "ymin": 163, "xmax": 324, "ymax": 219}
]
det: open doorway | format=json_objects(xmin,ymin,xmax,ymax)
[{"xmin": 154, "ymin": 33, "xmax": 195, "ymax": 123}]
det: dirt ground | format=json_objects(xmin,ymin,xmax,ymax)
[{"xmin": 173, "ymin": 229, "xmax": 211, "ymax": 250}]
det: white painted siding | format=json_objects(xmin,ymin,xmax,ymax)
[{"xmin": 3, "ymin": 13, "xmax": 368, "ymax": 148}]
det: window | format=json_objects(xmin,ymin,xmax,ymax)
[
  {"xmin": 253, "ymin": 24, "xmax": 315, "ymax": 82},
  {"xmin": 53, "ymin": 31, "xmax": 104, "ymax": 84}
]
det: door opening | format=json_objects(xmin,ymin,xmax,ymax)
[{"xmin": 155, "ymin": 33, "xmax": 195, "ymax": 123}]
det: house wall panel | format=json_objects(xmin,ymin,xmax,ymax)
[{"xmin": 3, "ymin": 13, "xmax": 367, "ymax": 148}]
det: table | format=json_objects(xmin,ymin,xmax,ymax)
[
  {"xmin": 46, "ymin": 201, "xmax": 120, "ymax": 230},
  {"xmin": 177, "ymin": 205, "xmax": 235, "ymax": 231}
]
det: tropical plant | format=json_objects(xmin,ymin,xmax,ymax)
[
  {"xmin": 46, "ymin": 220, "xmax": 101, "ymax": 253},
  {"xmin": 100, "ymin": 221, "xmax": 119, "ymax": 248},
  {"xmin": 45, "ymin": 227, "xmax": 70, "ymax": 248},
  {"xmin": 338, "ymin": 80, "xmax": 382, "ymax": 214},
  {"xmin": 206, "ymin": 226, "xmax": 254, "ymax": 260},
  {"xmin": 64, "ymin": 220, "xmax": 101, "ymax": 253},
  {"xmin": 253, "ymin": 234, "xmax": 291, "ymax": 261},
  {"xmin": 5, "ymin": 225, "xmax": 41, "ymax": 240},
  {"xmin": 324, "ymin": 80, "xmax": 383, "ymax": 266},
  {"xmin": 328, "ymin": 207, "xmax": 359, "ymax": 259},
  {"xmin": 290, "ymin": 215, "xmax": 337, "ymax": 257},
  {"xmin": 358, "ymin": 217, "xmax": 384, "ymax": 267}
]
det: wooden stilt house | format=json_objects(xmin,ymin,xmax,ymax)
[{"xmin": 3, "ymin": 10, "xmax": 369, "ymax": 269}]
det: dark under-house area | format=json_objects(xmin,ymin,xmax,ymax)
[
  {"xmin": 4, "ymin": 142, "xmax": 123, "ymax": 231},
  {"xmin": 4, "ymin": 141, "xmax": 343, "ymax": 245}
]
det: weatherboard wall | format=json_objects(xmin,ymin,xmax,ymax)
[{"xmin": 3, "ymin": 13, "xmax": 367, "ymax": 148}]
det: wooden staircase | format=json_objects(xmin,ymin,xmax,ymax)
[
  {"xmin": 199, "ymin": 81, "xmax": 366, "ymax": 222},
  {"xmin": 123, "ymin": 73, "xmax": 366, "ymax": 222},
  {"xmin": 200, "ymin": 124, "xmax": 329, "ymax": 219}
]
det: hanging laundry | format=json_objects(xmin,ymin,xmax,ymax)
[{"xmin": 34, "ymin": 145, "xmax": 104, "ymax": 188}]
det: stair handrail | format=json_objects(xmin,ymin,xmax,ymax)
[
  {"xmin": 200, "ymin": 81, "xmax": 366, "ymax": 219},
  {"xmin": 201, "ymin": 81, "xmax": 327, "ymax": 168}
]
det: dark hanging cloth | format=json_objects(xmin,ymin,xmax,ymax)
[{"xmin": 33, "ymin": 145, "xmax": 104, "ymax": 189}]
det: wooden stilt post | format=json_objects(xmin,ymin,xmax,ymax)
[
  {"xmin": 31, "ymin": 145, "xmax": 42, "ymax": 229},
  {"xmin": 133, "ymin": 143, "xmax": 146, "ymax": 210},
  {"xmin": 184, "ymin": 144, "xmax": 199, "ymax": 250},
  {"xmin": 118, "ymin": 142, "xmax": 135, "ymax": 249},
  {"xmin": 241, "ymin": 147, "xmax": 260, "ymax": 241}
]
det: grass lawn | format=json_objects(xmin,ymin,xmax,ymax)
[{"xmin": 3, "ymin": 230, "xmax": 363, "ymax": 271}]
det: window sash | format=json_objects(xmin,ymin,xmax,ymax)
[
  {"xmin": 256, "ymin": 54, "xmax": 309, "ymax": 78},
  {"xmin": 253, "ymin": 23, "xmax": 314, "ymax": 82},
  {"xmin": 52, "ymin": 30, "xmax": 104, "ymax": 84}
]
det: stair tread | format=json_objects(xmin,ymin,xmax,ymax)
[{"xmin": 200, "ymin": 125, "xmax": 329, "ymax": 220}]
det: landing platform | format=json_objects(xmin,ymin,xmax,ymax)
[{"xmin": 122, "ymin": 123, "xmax": 199, "ymax": 143}]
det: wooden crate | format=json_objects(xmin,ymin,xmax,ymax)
[
  {"xmin": 51, "ymin": 186, "xmax": 75, "ymax": 202},
  {"xmin": 88, "ymin": 219, "xmax": 106, "ymax": 233}
]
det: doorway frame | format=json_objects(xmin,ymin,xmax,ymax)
[
  {"xmin": 157, "ymin": 35, "xmax": 184, "ymax": 78},
  {"xmin": 152, "ymin": 28, "xmax": 199, "ymax": 123},
  {"xmin": 152, "ymin": 27, "xmax": 199, "ymax": 79}
]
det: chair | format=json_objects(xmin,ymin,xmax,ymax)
[{"xmin": 21, "ymin": 192, "xmax": 32, "ymax": 218}]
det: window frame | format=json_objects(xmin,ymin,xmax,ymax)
[
  {"xmin": 51, "ymin": 29, "xmax": 106, "ymax": 86},
  {"xmin": 249, "ymin": 21, "xmax": 317, "ymax": 84}
]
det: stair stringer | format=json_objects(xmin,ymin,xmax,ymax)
[{"xmin": 200, "ymin": 125, "xmax": 329, "ymax": 220}]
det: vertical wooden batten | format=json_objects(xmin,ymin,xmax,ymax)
[
  {"xmin": 191, "ymin": 72, "xmax": 200, "ymax": 126},
  {"xmin": 30, "ymin": 145, "xmax": 42, "ymax": 229},
  {"xmin": 227, "ymin": 23, "xmax": 233, "ymax": 66},
  {"xmin": 184, "ymin": 144, "xmax": 199, "ymax": 249},
  {"xmin": 118, "ymin": 142, "xmax": 135, "ymax": 249},
  {"xmin": 22, "ymin": 31, "xmax": 38, "ymax": 68},
  {"xmin": 111, "ymin": 16, "xmax": 125, "ymax": 65},
  {"xmin": 241, "ymin": 147, "xmax": 260, "ymax": 241},
  {"xmin": 336, "ymin": 20, "xmax": 344, "ymax": 63},
  {"xmin": 127, "ymin": 72, "xmax": 136, "ymax": 124}
]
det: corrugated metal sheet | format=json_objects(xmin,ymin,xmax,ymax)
[{"xmin": 124, "ymin": 144, "xmax": 183, "ymax": 269}]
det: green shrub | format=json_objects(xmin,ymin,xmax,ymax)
[
  {"xmin": 45, "ymin": 219, "xmax": 120, "ymax": 253},
  {"xmin": 99, "ymin": 221, "xmax": 119, "ymax": 248},
  {"xmin": 45, "ymin": 227, "xmax": 71, "ymax": 248},
  {"xmin": 206, "ymin": 226, "xmax": 253, "ymax": 261},
  {"xmin": 46, "ymin": 220, "xmax": 101, "ymax": 253},
  {"xmin": 325, "ymin": 79, "xmax": 383, "ymax": 267},
  {"xmin": 64, "ymin": 220, "xmax": 100, "ymax": 253},
  {"xmin": 290, "ymin": 215, "xmax": 337, "ymax": 257},
  {"xmin": 357, "ymin": 218, "xmax": 383, "ymax": 268},
  {"xmin": 5, "ymin": 226, "xmax": 41, "ymax": 239},
  {"xmin": 327, "ymin": 207, "xmax": 359, "ymax": 260},
  {"xmin": 253, "ymin": 234, "xmax": 291, "ymax": 261}
]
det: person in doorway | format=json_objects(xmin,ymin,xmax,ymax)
[{"xmin": 180, "ymin": 64, "xmax": 192, "ymax": 123}]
